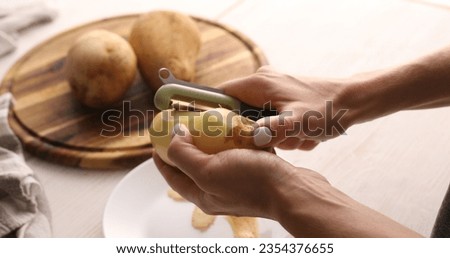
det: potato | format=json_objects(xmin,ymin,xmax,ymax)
[
  {"xmin": 129, "ymin": 11, "xmax": 201, "ymax": 92},
  {"xmin": 65, "ymin": 29, "xmax": 137, "ymax": 108},
  {"xmin": 149, "ymin": 108, "xmax": 258, "ymax": 166}
]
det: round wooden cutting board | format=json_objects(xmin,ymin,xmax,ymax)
[{"xmin": 0, "ymin": 14, "xmax": 267, "ymax": 169}]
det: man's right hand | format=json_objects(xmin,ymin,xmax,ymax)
[{"xmin": 218, "ymin": 66, "xmax": 353, "ymax": 150}]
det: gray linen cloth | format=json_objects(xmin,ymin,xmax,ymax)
[
  {"xmin": 0, "ymin": 0, "xmax": 57, "ymax": 57},
  {"xmin": 0, "ymin": 93, "xmax": 51, "ymax": 237},
  {"xmin": 431, "ymin": 184, "xmax": 450, "ymax": 237}
]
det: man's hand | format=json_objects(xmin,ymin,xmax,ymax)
[
  {"xmin": 154, "ymin": 123, "xmax": 422, "ymax": 237},
  {"xmin": 154, "ymin": 124, "xmax": 298, "ymax": 219},
  {"xmin": 219, "ymin": 66, "xmax": 352, "ymax": 150}
]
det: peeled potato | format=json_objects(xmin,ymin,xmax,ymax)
[
  {"xmin": 129, "ymin": 11, "xmax": 201, "ymax": 92},
  {"xmin": 65, "ymin": 29, "xmax": 137, "ymax": 108},
  {"xmin": 149, "ymin": 108, "xmax": 258, "ymax": 166}
]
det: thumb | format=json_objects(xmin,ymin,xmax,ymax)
[
  {"xmin": 167, "ymin": 124, "xmax": 210, "ymax": 177},
  {"xmin": 256, "ymin": 112, "xmax": 299, "ymax": 146}
]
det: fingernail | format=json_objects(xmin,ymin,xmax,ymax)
[
  {"xmin": 253, "ymin": 126, "xmax": 272, "ymax": 147},
  {"xmin": 172, "ymin": 124, "xmax": 186, "ymax": 138}
]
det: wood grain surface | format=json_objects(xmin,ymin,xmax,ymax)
[{"xmin": 0, "ymin": 14, "xmax": 267, "ymax": 169}]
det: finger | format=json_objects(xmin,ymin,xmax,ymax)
[
  {"xmin": 154, "ymin": 153, "xmax": 204, "ymax": 204},
  {"xmin": 217, "ymin": 77, "xmax": 260, "ymax": 106},
  {"xmin": 216, "ymin": 76, "xmax": 249, "ymax": 92},
  {"xmin": 297, "ymin": 140, "xmax": 321, "ymax": 151},
  {"xmin": 218, "ymin": 65, "xmax": 274, "ymax": 92},
  {"xmin": 276, "ymin": 137, "xmax": 304, "ymax": 150},
  {"xmin": 256, "ymin": 113, "xmax": 298, "ymax": 147},
  {"xmin": 167, "ymin": 124, "xmax": 211, "ymax": 180},
  {"xmin": 256, "ymin": 65, "xmax": 275, "ymax": 74},
  {"xmin": 277, "ymin": 138, "xmax": 321, "ymax": 150},
  {"xmin": 253, "ymin": 126, "xmax": 272, "ymax": 147},
  {"xmin": 217, "ymin": 76, "xmax": 270, "ymax": 108}
]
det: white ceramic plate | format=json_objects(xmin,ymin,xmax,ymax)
[{"xmin": 103, "ymin": 159, "xmax": 290, "ymax": 237}]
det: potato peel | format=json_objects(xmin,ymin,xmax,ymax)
[
  {"xmin": 167, "ymin": 188, "xmax": 185, "ymax": 201},
  {"xmin": 192, "ymin": 206, "xmax": 216, "ymax": 231},
  {"xmin": 226, "ymin": 216, "xmax": 259, "ymax": 238}
]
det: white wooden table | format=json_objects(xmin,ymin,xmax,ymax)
[{"xmin": 1, "ymin": 0, "xmax": 450, "ymax": 237}]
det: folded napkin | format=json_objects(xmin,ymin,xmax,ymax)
[
  {"xmin": 0, "ymin": 93, "xmax": 51, "ymax": 237},
  {"xmin": 0, "ymin": 0, "xmax": 57, "ymax": 57}
]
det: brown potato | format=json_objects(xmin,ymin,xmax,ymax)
[
  {"xmin": 65, "ymin": 29, "xmax": 137, "ymax": 108},
  {"xmin": 129, "ymin": 11, "xmax": 201, "ymax": 92}
]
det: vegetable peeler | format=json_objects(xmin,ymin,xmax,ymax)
[{"xmin": 154, "ymin": 68, "xmax": 277, "ymax": 121}]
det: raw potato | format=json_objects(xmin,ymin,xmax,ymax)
[
  {"xmin": 149, "ymin": 108, "xmax": 258, "ymax": 166},
  {"xmin": 129, "ymin": 11, "xmax": 201, "ymax": 92},
  {"xmin": 227, "ymin": 216, "xmax": 259, "ymax": 238},
  {"xmin": 65, "ymin": 29, "xmax": 137, "ymax": 108},
  {"xmin": 192, "ymin": 206, "xmax": 216, "ymax": 231}
]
